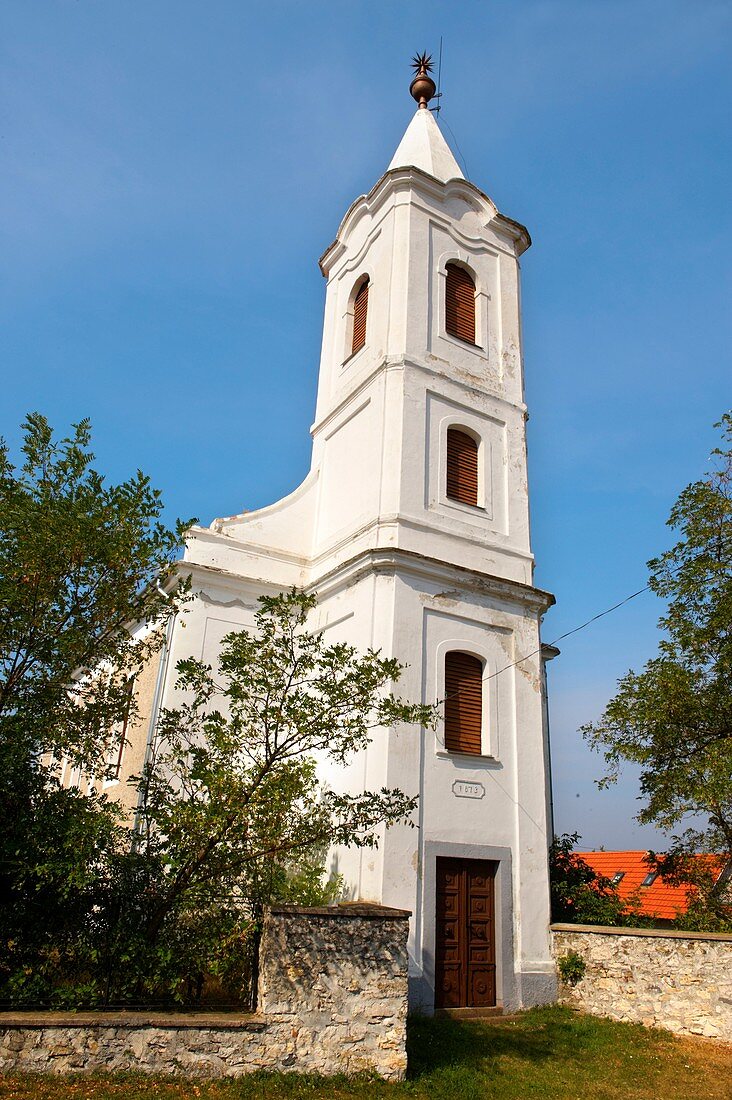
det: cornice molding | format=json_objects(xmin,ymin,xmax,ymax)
[
  {"xmin": 175, "ymin": 548, "xmax": 554, "ymax": 616},
  {"xmin": 311, "ymin": 547, "xmax": 554, "ymax": 613},
  {"xmin": 184, "ymin": 529, "xmax": 309, "ymax": 570},
  {"xmin": 173, "ymin": 559, "xmax": 288, "ymax": 597},
  {"xmin": 310, "ymin": 353, "xmax": 526, "ymax": 439},
  {"xmin": 319, "ymin": 166, "xmax": 530, "ymax": 276}
]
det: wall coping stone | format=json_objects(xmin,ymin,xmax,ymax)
[
  {"xmin": 269, "ymin": 903, "xmax": 411, "ymax": 919},
  {"xmin": 551, "ymin": 922, "xmax": 732, "ymax": 943},
  {"xmin": 0, "ymin": 1011, "xmax": 264, "ymax": 1030}
]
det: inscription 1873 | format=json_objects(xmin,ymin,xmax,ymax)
[{"xmin": 452, "ymin": 780, "xmax": 485, "ymax": 800}]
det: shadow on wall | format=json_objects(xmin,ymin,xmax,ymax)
[
  {"xmin": 258, "ymin": 904, "xmax": 412, "ymax": 1079},
  {"xmin": 259, "ymin": 906, "xmax": 409, "ymax": 1018}
]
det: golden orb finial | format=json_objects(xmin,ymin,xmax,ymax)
[{"xmin": 409, "ymin": 51, "xmax": 436, "ymax": 109}]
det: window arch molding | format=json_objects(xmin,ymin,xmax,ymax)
[
  {"xmin": 437, "ymin": 252, "xmax": 488, "ymax": 352},
  {"xmin": 343, "ymin": 272, "xmax": 371, "ymax": 361},
  {"xmin": 433, "ymin": 637, "xmax": 501, "ymax": 760}
]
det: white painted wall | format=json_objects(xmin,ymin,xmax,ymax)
[{"xmin": 154, "ymin": 108, "xmax": 556, "ymax": 1011}]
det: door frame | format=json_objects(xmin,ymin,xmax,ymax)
[{"xmin": 421, "ymin": 841, "xmax": 516, "ymax": 1012}]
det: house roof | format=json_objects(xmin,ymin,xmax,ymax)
[{"xmin": 577, "ymin": 850, "xmax": 725, "ymax": 921}]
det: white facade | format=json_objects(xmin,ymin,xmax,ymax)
[{"xmin": 154, "ymin": 105, "xmax": 557, "ymax": 1011}]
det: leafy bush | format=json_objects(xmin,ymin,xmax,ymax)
[
  {"xmin": 549, "ymin": 833, "xmax": 640, "ymax": 926},
  {"xmin": 557, "ymin": 950, "xmax": 586, "ymax": 986},
  {"xmin": 649, "ymin": 849, "xmax": 732, "ymax": 934},
  {"xmin": 582, "ymin": 413, "xmax": 732, "ymax": 883},
  {"xmin": 0, "ymin": 417, "xmax": 432, "ymax": 1012}
]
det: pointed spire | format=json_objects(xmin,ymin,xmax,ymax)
[
  {"xmin": 387, "ymin": 52, "xmax": 464, "ymax": 182},
  {"xmin": 387, "ymin": 107, "xmax": 465, "ymax": 182}
]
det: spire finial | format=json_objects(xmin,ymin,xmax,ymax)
[{"xmin": 409, "ymin": 51, "xmax": 436, "ymax": 109}]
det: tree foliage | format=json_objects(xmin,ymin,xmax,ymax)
[
  {"xmin": 549, "ymin": 833, "xmax": 633, "ymax": 926},
  {"xmin": 582, "ymin": 413, "xmax": 732, "ymax": 864},
  {"xmin": 646, "ymin": 849, "xmax": 732, "ymax": 933},
  {"xmin": 131, "ymin": 589, "xmax": 437, "ymax": 960},
  {"xmin": 0, "ymin": 414, "xmax": 191, "ymax": 1006},
  {"xmin": 26, "ymin": 589, "xmax": 433, "ymax": 1008},
  {"xmin": 0, "ymin": 413, "xmax": 191, "ymax": 770},
  {"xmin": 0, "ymin": 419, "xmax": 436, "ymax": 1012}
]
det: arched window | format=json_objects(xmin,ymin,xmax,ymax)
[
  {"xmin": 444, "ymin": 651, "xmax": 483, "ymax": 755},
  {"xmin": 445, "ymin": 262, "xmax": 476, "ymax": 344},
  {"xmin": 446, "ymin": 428, "xmax": 479, "ymax": 507},
  {"xmin": 351, "ymin": 277, "xmax": 369, "ymax": 355}
]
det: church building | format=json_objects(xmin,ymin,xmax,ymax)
[{"xmin": 117, "ymin": 58, "xmax": 558, "ymax": 1013}]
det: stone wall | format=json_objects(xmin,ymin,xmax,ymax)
[
  {"xmin": 0, "ymin": 903, "xmax": 410, "ymax": 1081},
  {"xmin": 552, "ymin": 923, "xmax": 732, "ymax": 1041},
  {"xmin": 258, "ymin": 904, "xmax": 409, "ymax": 1078}
]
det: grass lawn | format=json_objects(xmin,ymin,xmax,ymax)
[{"xmin": 0, "ymin": 1006, "xmax": 730, "ymax": 1100}]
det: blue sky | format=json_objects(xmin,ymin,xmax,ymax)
[{"xmin": 2, "ymin": 1, "xmax": 730, "ymax": 850}]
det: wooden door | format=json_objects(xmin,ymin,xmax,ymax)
[{"xmin": 435, "ymin": 857, "xmax": 497, "ymax": 1009}]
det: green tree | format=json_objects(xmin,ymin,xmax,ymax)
[
  {"xmin": 0, "ymin": 417, "xmax": 435, "ymax": 1008},
  {"xmin": 646, "ymin": 849, "xmax": 731, "ymax": 933},
  {"xmin": 583, "ymin": 413, "xmax": 732, "ymax": 882},
  {"xmin": 2, "ymin": 579, "xmax": 436, "ymax": 1007},
  {"xmin": 0, "ymin": 413, "xmax": 191, "ymax": 1004},
  {"xmin": 549, "ymin": 833, "xmax": 633, "ymax": 926},
  {"xmin": 112, "ymin": 589, "xmax": 437, "ymax": 1003},
  {"xmin": 0, "ymin": 413, "xmax": 190, "ymax": 770}
]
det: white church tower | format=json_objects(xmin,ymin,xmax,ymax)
[{"xmin": 148, "ymin": 56, "xmax": 557, "ymax": 1012}]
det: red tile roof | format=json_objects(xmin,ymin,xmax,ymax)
[{"xmin": 575, "ymin": 850, "xmax": 724, "ymax": 921}]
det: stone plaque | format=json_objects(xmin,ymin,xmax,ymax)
[{"xmin": 452, "ymin": 780, "xmax": 485, "ymax": 800}]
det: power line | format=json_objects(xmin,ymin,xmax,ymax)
[
  {"xmin": 466, "ymin": 546, "xmax": 729, "ymax": 700},
  {"xmin": 437, "ymin": 113, "xmax": 470, "ymax": 180},
  {"xmin": 435, "ymin": 574, "xmax": 662, "ymax": 711},
  {"xmin": 429, "ymin": 574, "xmax": 666, "ymax": 827},
  {"xmin": 485, "ymin": 579, "xmax": 654, "ymax": 686}
]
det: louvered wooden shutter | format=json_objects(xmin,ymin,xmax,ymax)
[
  {"xmin": 352, "ymin": 278, "xmax": 369, "ymax": 354},
  {"xmin": 445, "ymin": 263, "xmax": 476, "ymax": 344},
  {"xmin": 113, "ymin": 677, "xmax": 134, "ymax": 777},
  {"xmin": 444, "ymin": 652, "xmax": 483, "ymax": 755},
  {"xmin": 447, "ymin": 428, "xmax": 479, "ymax": 506}
]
